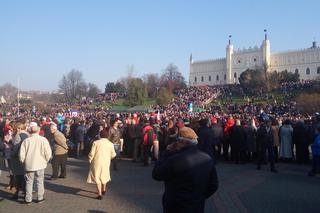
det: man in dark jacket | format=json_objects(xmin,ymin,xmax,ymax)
[
  {"xmin": 197, "ymin": 118, "xmax": 215, "ymax": 160},
  {"xmin": 75, "ymin": 120, "xmax": 87, "ymax": 158},
  {"xmin": 152, "ymin": 127, "xmax": 218, "ymax": 213},
  {"xmin": 229, "ymin": 119, "xmax": 247, "ymax": 164},
  {"xmin": 256, "ymin": 117, "xmax": 277, "ymax": 173},
  {"xmin": 211, "ymin": 117, "xmax": 224, "ymax": 160}
]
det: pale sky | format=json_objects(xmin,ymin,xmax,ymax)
[{"xmin": 0, "ymin": 0, "xmax": 319, "ymax": 91}]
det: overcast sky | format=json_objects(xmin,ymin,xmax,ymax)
[{"xmin": 0, "ymin": 0, "xmax": 319, "ymax": 91}]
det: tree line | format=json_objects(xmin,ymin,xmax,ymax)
[{"xmin": 59, "ymin": 63, "xmax": 186, "ymax": 106}]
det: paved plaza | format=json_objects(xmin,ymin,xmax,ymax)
[{"xmin": 0, "ymin": 158, "xmax": 320, "ymax": 213}]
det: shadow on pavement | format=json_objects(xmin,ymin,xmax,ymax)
[{"xmin": 45, "ymin": 180, "xmax": 96, "ymax": 199}]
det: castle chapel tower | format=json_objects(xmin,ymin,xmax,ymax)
[
  {"xmin": 226, "ymin": 35, "xmax": 234, "ymax": 84},
  {"xmin": 262, "ymin": 29, "xmax": 271, "ymax": 71}
]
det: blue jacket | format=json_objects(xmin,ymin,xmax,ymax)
[{"xmin": 311, "ymin": 134, "xmax": 320, "ymax": 156}]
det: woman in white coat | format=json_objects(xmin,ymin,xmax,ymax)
[{"xmin": 87, "ymin": 129, "xmax": 116, "ymax": 200}]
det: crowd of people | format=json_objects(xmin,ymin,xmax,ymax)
[{"xmin": 0, "ymin": 81, "xmax": 319, "ymax": 211}]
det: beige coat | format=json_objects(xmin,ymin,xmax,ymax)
[
  {"xmin": 87, "ymin": 138, "xmax": 116, "ymax": 184},
  {"xmin": 19, "ymin": 133, "xmax": 52, "ymax": 172},
  {"xmin": 53, "ymin": 130, "xmax": 68, "ymax": 155}
]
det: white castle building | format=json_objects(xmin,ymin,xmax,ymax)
[{"xmin": 189, "ymin": 31, "xmax": 320, "ymax": 86}]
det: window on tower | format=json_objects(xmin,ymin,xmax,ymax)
[
  {"xmin": 317, "ymin": 67, "xmax": 320, "ymax": 74},
  {"xmin": 216, "ymin": 75, "xmax": 219, "ymax": 81},
  {"xmin": 234, "ymin": 72, "xmax": 237, "ymax": 79},
  {"xmin": 209, "ymin": 76, "xmax": 211, "ymax": 81},
  {"xmin": 306, "ymin": 68, "xmax": 310, "ymax": 75},
  {"xmin": 224, "ymin": 74, "xmax": 226, "ymax": 80},
  {"xmin": 295, "ymin": 69, "xmax": 299, "ymax": 74},
  {"xmin": 201, "ymin": 76, "xmax": 204, "ymax": 82},
  {"xmin": 194, "ymin": 77, "xmax": 197, "ymax": 82}
]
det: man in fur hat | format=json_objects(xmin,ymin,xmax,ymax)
[{"xmin": 152, "ymin": 127, "xmax": 218, "ymax": 213}]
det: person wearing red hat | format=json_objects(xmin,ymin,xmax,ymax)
[{"xmin": 223, "ymin": 118, "xmax": 235, "ymax": 161}]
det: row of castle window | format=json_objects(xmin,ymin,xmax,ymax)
[
  {"xmin": 282, "ymin": 67, "xmax": 320, "ymax": 75},
  {"xmin": 194, "ymin": 67, "xmax": 320, "ymax": 83},
  {"xmin": 194, "ymin": 73, "xmax": 238, "ymax": 82}
]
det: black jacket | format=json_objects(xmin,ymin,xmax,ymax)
[
  {"xmin": 197, "ymin": 126, "xmax": 215, "ymax": 159},
  {"xmin": 152, "ymin": 145, "xmax": 218, "ymax": 213}
]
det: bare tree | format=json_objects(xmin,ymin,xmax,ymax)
[
  {"xmin": 0, "ymin": 83, "xmax": 18, "ymax": 102},
  {"xmin": 87, "ymin": 82, "xmax": 101, "ymax": 98},
  {"xmin": 142, "ymin": 73, "xmax": 160, "ymax": 98},
  {"xmin": 160, "ymin": 63, "xmax": 186, "ymax": 93},
  {"xmin": 58, "ymin": 69, "xmax": 87, "ymax": 103}
]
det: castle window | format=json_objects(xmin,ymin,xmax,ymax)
[
  {"xmin": 238, "ymin": 60, "xmax": 241, "ymax": 63},
  {"xmin": 295, "ymin": 69, "xmax": 299, "ymax": 74},
  {"xmin": 209, "ymin": 76, "xmax": 211, "ymax": 81},
  {"xmin": 234, "ymin": 72, "xmax": 237, "ymax": 79},
  {"xmin": 224, "ymin": 74, "xmax": 226, "ymax": 80},
  {"xmin": 254, "ymin": 58, "xmax": 257, "ymax": 62},
  {"xmin": 317, "ymin": 67, "xmax": 320, "ymax": 74},
  {"xmin": 194, "ymin": 77, "xmax": 197, "ymax": 82},
  {"xmin": 201, "ymin": 76, "xmax": 204, "ymax": 82},
  {"xmin": 216, "ymin": 75, "xmax": 219, "ymax": 81},
  {"xmin": 306, "ymin": 68, "xmax": 310, "ymax": 75}
]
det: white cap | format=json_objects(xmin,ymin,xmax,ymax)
[{"xmin": 29, "ymin": 122, "xmax": 38, "ymax": 128}]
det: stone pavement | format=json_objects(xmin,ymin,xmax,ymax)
[{"xmin": 0, "ymin": 158, "xmax": 320, "ymax": 213}]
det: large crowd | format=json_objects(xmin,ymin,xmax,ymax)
[{"xmin": 0, "ymin": 81, "xmax": 320, "ymax": 210}]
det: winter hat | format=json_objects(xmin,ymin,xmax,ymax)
[
  {"xmin": 211, "ymin": 117, "xmax": 217, "ymax": 124},
  {"xmin": 178, "ymin": 127, "xmax": 198, "ymax": 145}
]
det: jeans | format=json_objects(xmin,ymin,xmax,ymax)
[
  {"xmin": 25, "ymin": 169, "xmax": 45, "ymax": 202},
  {"xmin": 112, "ymin": 144, "xmax": 120, "ymax": 170}
]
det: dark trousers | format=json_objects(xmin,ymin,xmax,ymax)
[
  {"xmin": 76, "ymin": 141, "xmax": 85, "ymax": 157},
  {"xmin": 223, "ymin": 141, "xmax": 230, "ymax": 160},
  {"xmin": 133, "ymin": 138, "xmax": 141, "ymax": 162},
  {"xmin": 214, "ymin": 144, "xmax": 222, "ymax": 159},
  {"xmin": 52, "ymin": 153, "xmax": 67, "ymax": 178},
  {"xmin": 143, "ymin": 144, "xmax": 152, "ymax": 166},
  {"xmin": 273, "ymin": 146, "xmax": 279, "ymax": 162},
  {"xmin": 311, "ymin": 155, "xmax": 320, "ymax": 174},
  {"xmin": 14, "ymin": 175, "xmax": 25, "ymax": 195},
  {"xmin": 257, "ymin": 146, "xmax": 275, "ymax": 170},
  {"xmin": 296, "ymin": 143, "xmax": 310, "ymax": 164}
]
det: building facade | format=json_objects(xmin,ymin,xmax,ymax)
[{"xmin": 189, "ymin": 32, "xmax": 320, "ymax": 86}]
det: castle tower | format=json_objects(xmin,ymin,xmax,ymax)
[
  {"xmin": 262, "ymin": 29, "xmax": 271, "ymax": 71},
  {"xmin": 226, "ymin": 35, "xmax": 234, "ymax": 84},
  {"xmin": 189, "ymin": 53, "xmax": 193, "ymax": 86}
]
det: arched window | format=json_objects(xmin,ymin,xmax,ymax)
[
  {"xmin": 317, "ymin": 67, "xmax": 320, "ymax": 74},
  {"xmin": 295, "ymin": 69, "xmax": 299, "ymax": 74},
  {"xmin": 306, "ymin": 68, "xmax": 310, "ymax": 75},
  {"xmin": 194, "ymin": 77, "xmax": 197, "ymax": 82},
  {"xmin": 201, "ymin": 76, "xmax": 204, "ymax": 82},
  {"xmin": 216, "ymin": 75, "xmax": 219, "ymax": 81},
  {"xmin": 208, "ymin": 76, "xmax": 211, "ymax": 81},
  {"xmin": 234, "ymin": 72, "xmax": 237, "ymax": 79},
  {"xmin": 224, "ymin": 74, "xmax": 226, "ymax": 80}
]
